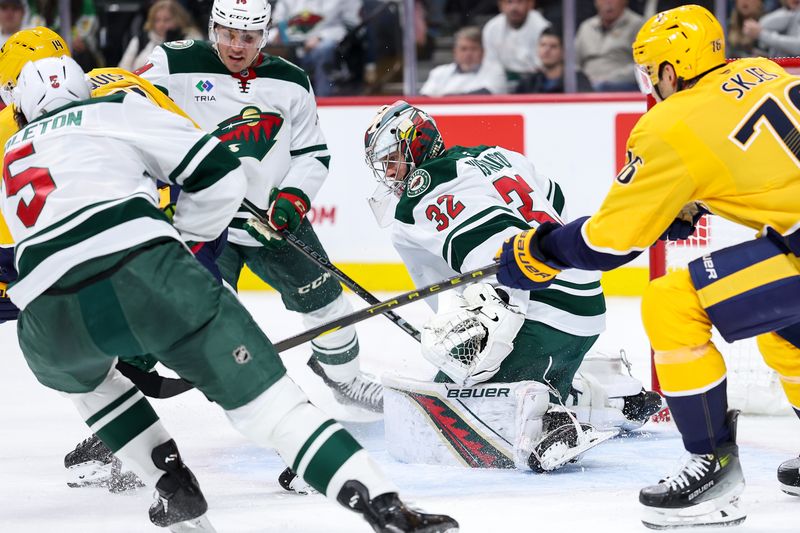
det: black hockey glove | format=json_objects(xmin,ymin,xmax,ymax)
[{"xmin": 659, "ymin": 202, "xmax": 708, "ymax": 241}]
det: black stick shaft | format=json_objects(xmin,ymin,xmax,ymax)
[
  {"xmin": 242, "ymin": 199, "xmax": 422, "ymax": 341},
  {"xmin": 273, "ymin": 263, "xmax": 499, "ymax": 353}
]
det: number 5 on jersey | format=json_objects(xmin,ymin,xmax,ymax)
[{"xmin": 2, "ymin": 143, "xmax": 56, "ymax": 228}]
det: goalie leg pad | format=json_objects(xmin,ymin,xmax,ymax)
[
  {"xmin": 383, "ymin": 375, "xmax": 550, "ymax": 469},
  {"xmin": 226, "ymin": 376, "xmax": 395, "ymax": 498}
]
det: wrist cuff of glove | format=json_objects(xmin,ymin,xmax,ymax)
[{"xmin": 527, "ymin": 222, "xmax": 569, "ymax": 270}]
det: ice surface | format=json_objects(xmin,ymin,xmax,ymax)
[{"xmin": 1, "ymin": 294, "xmax": 797, "ymax": 532}]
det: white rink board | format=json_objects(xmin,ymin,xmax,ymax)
[{"xmin": 311, "ymin": 96, "xmax": 648, "ymax": 266}]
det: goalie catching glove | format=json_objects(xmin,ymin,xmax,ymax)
[{"xmin": 421, "ymin": 283, "xmax": 525, "ymax": 386}]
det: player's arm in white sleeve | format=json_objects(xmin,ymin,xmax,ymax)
[
  {"xmin": 119, "ymin": 94, "xmax": 246, "ymax": 242},
  {"xmin": 137, "ymin": 46, "xmax": 172, "ymax": 96},
  {"xmin": 278, "ymin": 85, "xmax": 331, "ymax": 200}
]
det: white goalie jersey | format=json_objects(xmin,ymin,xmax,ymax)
[
  {"xmin": 140, "ymin": 40, "xmax": 331, "ymax": 246},
  {"xmin": 391, "ymin": 145, "xmax": 606, "ymax": 337},
  {"xmin": 1, "ymin": 92, "xmax": 244, "ymax": 309}
]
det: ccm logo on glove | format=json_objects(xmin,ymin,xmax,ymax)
[{"xmin": 267, "ymin": 187, "xmax": 310, "ymax": 232}]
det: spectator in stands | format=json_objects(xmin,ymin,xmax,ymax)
[
  {"xmin": 420, "ymin": 26, "xmax": 507, "ymax": 95},
  {"xmin": 744, "ymin": 0, "xmax": 800, "ymax": 57},
  {"xmin": 637, "ymin": 0, "xmax": 715, "ymax": 18},
  {"xmin": 0, "ymin": 0, "xmax": 26, "ymax": 47},
  {"xmin": 28, "ymin": 0, "xmax": 102, "ymax": 69},
  {"xmin": 269, "ymin": 0, "xmax": 361, "ymax": 97},
  {"xmin": 575, "ymin": 0, "xmax": 642, "ymax": 92},
  {"xmin": 118, "ymin": 0, "xmax": 201, "ymax": 71},
  {"xmin": 482, "ymin": 0, "xmax": 551, "ymax": 91},
  {"xmin": 727, "ymin": 0, "xmax": 766, "ymax": 57},
  {"xmin": 516, "ymin": 28, "xmax": 592, "ymax": 93}
]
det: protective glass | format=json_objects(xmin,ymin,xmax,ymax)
[{"xmin": 213, "ymin": 26, "xmax": 264, "ymax": 49}]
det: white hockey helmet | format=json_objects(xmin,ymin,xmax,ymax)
[
  {"xmin": 209, "ymin": 0, "xmax": 271, "ymax": 49},
  {"xmin": 13, "ymin": 56, "xmax": 90, "ymax": 122}
]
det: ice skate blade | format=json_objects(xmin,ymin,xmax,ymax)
[
  {"xmin": 641, "ymin": 496, "xmax": 746, "ymax": 530},
  {"xmin": 168, "ymin": 513, "xmax": 217, "ymax": 532},
  {"xmin": 66, "ymin": 461, "xmax": 114, "ymax": 488},
  {"xmin": 780, "ymin": 483, "xmax": 800, "ymax": 497},
  {"xmin": 535, "ymin": 427, "xmax": 618, "ymax": 472}
]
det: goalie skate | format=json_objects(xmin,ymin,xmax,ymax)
[
  {"xmin": 64, "ymin": 434, "xmax": 143, "ymax": 492},
  {"xmin": 307, "ymin": 357, "xmax": 383, "ymax": 413},
  {"xmin": 640, "ymin": 410, "xmax": 746, "ymax": 530},
  {"xmin": 527, "ymin": 410, "xmax": 618, "ymax": 473},
  {"xmin": 278, "ymin": 466, "xmax": 316, "ymax": 495}
]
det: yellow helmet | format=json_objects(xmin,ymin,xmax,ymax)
[
  {"xmin": 0, "ymin": 27, "xmax": 70, "ymax": 92},
  {"xmin": 632, "ymin": 5, "xmax": 725, "ymax": 92}
]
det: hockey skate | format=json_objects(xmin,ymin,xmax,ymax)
[
  {"xmin": 640, "ymin": 410, "xmax": 746, "ymax": 530},
  {"xmin": 620, "ymin": 389, "xmax": 664, "ymax": 429},
  {"xmin": 278, "ymin": 466, "xmax": 316, "ymax": 495},
  {"xmin": 64, "ymin": 434, "xmax": 144, "ymax": 493},
  {"xmin": 778, "ymin": 456, "xmax": 800, "ymax": 496},
  {"xmin": 149, "ymin": 440, "xmax": 216, "ymax": 532},
  {"xmin": 308, "ymin": 357, "xmax": 384, "ymax": 413},
  {"xmin": 337, "ymin": 480, "xmax": 459, "ymax": 533},
  {"xmin": 527, "ymin": 408, "xmax": 618, "ymax": 473}
]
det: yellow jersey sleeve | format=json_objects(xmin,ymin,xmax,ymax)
[{"xmin": 0, "ymin": 105, "xmax": 18, "ymax": 245}]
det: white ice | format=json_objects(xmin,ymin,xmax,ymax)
[{"xmin": 1, "ymin": 294, "xmax": 798, "ymax": 533}]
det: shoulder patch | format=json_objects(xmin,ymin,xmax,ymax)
[
  {"xmin": 406, "ymin": 169, "xmax": 431, "ymax": 198},
  {"xmin": 164, "ymin": 40, "xmax": 195, "ymax": 50}
]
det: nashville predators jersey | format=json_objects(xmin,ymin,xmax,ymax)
[
  {"xmin": 574, "ymin": 57, "xmax": 800, "ymax": 266},
  {"xmin": 0, "ymin": 67, "xmax": 194, "ymax": 246}
]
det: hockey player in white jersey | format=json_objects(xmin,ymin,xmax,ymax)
[
  {"xmin": 2, "ymin": 56, "xmax": 458, "ymax": 533},
  {"xmin": 137, "ymin": 0, "xmax": 383, "ymax": 413},
  {"xmin": 359, "ymin": 101, "xmax": 663, "ymax": 471}
]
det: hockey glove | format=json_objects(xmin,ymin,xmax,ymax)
[
  {"xmin": 0, "ymin": 247, "xmax": 19, "ymax": 323},
  {"xmin": 496, "ymin": 226, "xmax": 561, "ymax": 290},
  {"xmin": 659, "ymin": 202, "xmax": 708, "ymax": 241},
  {"xmin": 267, "ymin": 187, "xmax": 310, "ymax": 233}
]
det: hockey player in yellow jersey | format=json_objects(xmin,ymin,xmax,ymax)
[{"xmin": 496, "ymin": 4, "xmax": 800, "ymax": 529}]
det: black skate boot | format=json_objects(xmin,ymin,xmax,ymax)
[
  {"xmin": 149, "ymin": 440, "xmax": 216, "ymax": 532},
  {"xmin": 621, "ymin": 389, "xmax": 664, "ymax": 427},
  {"xmin": 778, "ymin": 456, "xmax": 800, "ymax": 496},
  {"xmin": 640, "ymin": 410, "xmax": 746, "ymax": 530},
  {"xmin": 308, "ymin": 357, "xmax": 384, "ymax": 413},
  {"xmin": 527, "ymin": 408, "xmax": 617, "ymax": 473},
  {"xmin": 278, "ymin": 466, "xmax": 316, "ymax": 495},
  {"xmin": 64, "ymin": 434, "xmax": 143, "ymax": 492},
  {"xmin": 337, "ymin": 480, "xmax": 458, "ymax": 533}
]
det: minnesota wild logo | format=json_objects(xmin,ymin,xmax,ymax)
[{"xmin": 212, "ymin": 106, "xmax": 284, "ymax": 161}]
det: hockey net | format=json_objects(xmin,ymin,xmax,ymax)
[{"xmin": 648, "ymin": 57, "xmax": 800, "ymax": 416}]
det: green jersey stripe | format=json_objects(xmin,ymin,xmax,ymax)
[
  {"xmin": 292, "ymin": 419, "xmax": 336, "ymax": 472},
  {"xmin": 85, "ymin": 387, "xmax": 139, "ymax": 427},
  {"xmin": 168, "ymin": 134, "xmax": 215, "ymax": 183},
  {"xmin": 302, "ymin": 429, "xmax": 363, "ymax": 494},
  {"xmin": 529, "ymin": 289, "xmax": 606, "ymax": 317},
  {"xmin": 552, "ymin": 182, "xmax": 565, "ymax": 215},
  {"xmin": 17, "ymin": 197, "xmax": 168, "ymax": 278},
  {"xmin": 94, "ymin": 398, "xmax": 160, "ymax": 453},
  {"xmin": 551, "ymin": 278, "xmax": 601, "ymax": 290},
  {"xmin": 441, "ymin": 205, "xmax": 515, "ymax": 263},
  {"xmin": 448, "ymin": 212, "xmax": 529, "ymax": 272},
  {"xmin": 181, "ymin": 143, "xmax": 240, "ymax": 193},
  {"xmin": 290, "ymin": 144, "xmax": 328, "ymax": 156}
]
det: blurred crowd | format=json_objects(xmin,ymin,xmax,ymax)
[{"xmin": 1, "ymin": 0, "xmax": 798, "ymax": 96}]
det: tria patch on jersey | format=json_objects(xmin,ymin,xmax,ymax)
[
  {"xmin": 164, "ymin": 40, "xmax": 195, "ymax": 50},
  {"xmin": 406, "ymin": 169, "xmax": 431, "ymax": 198},
  {"xmin": 213, "ymin": 106, "xmax": 284, "ymax": 161}
]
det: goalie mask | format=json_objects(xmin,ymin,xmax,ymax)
[{"xmin": 364, "ymin": 101, "xmax": 445, "ymax": 196}]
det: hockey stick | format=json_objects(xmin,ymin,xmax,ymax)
[
  {"xmin": 241, "ymin": 198, "xmax": 422, "ymax": 342},
  {"xmin": 273, "ymin": 263, "xmax": 499, "ymax": 353}
]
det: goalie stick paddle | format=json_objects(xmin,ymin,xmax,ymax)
[
  {"xmin": 273, "ymin": 263, "xmax": 500, "ymax": 353},
  {"xmin": 241, "ymin": 199, "xmax": 422, "ymax": 342}
]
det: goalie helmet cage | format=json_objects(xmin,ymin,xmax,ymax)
[{"xmin": 648, "ymin": 57, "xmax": 800, "ymax": 416}]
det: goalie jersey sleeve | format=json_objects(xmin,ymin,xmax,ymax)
[
  {"xmin": 391, "ymin": 146, "xmax": 605, "ymax": 336},
  {"xmin": 1, "ymin": 92, "xmax": 244, "ymax": 309}
]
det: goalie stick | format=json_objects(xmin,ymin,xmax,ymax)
[
  {"xmin": 273, "ymin": 263, "xmax": 500, "ymax": 352},
  {"xmin": 241, "ymin": 198, "xmax": 422, "ymax": 342}
]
